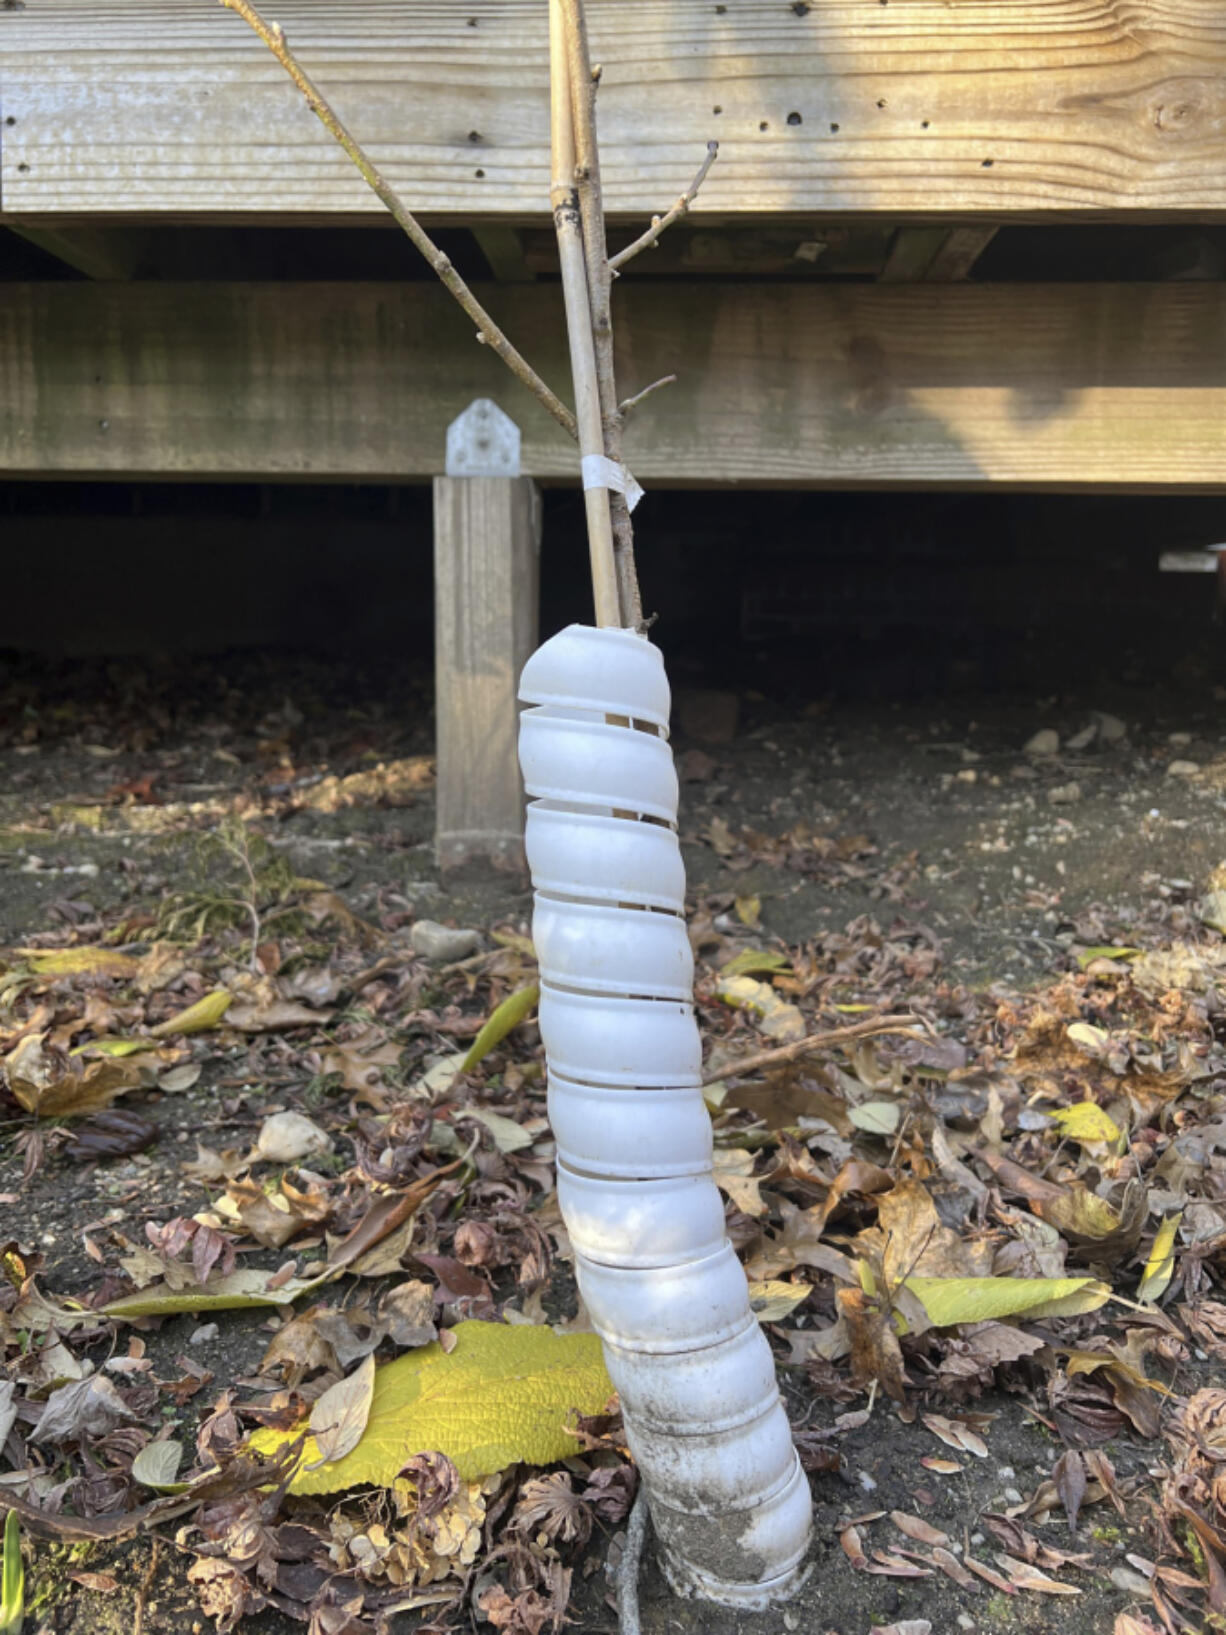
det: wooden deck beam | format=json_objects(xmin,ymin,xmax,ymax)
[
  {"xmin": 2, "ymin": 2, "xmax": 1226, "ymax": 221},
  {"xmin": 1, "ymin": 281, "xmax": 1224, "ymax": 490}
]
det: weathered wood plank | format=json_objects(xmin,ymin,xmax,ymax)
[
  {"xmin": 3, "ymin": 2, "xmax": 1226, "ymax": 220},
  {"xmin": 433, "ymin": 475, "xmax": 539, "ymax": 872},
  {"xmin": 1, "ymin": 281, "xmax": 1225, "ymax": 489},
  {"xmin": 922, "ymin": 227, "xmax": 999, "ymax": 282},
  {"xmin": 472, "ymin": 226, "xmax": 535, "ymax": 283},
  {"xmin": 879, "ymin": 227, "xmax": 949, "ymax": 283}
]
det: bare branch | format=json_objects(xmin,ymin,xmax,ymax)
[
  {"xmin": 550, "ymin": 0, "xmax": 620, "ymax": 627},
  {"xmin": 701, "ymin": 1013, "xmax": 928, "ymax": 1086},
  {"xmin": 618, "ymin": 374, "xmax": 677, "ymax": 420},
  {"xmin": 609, "ymin": 141, "xmax": 720, "ymax": 273},
  {"xmin": 218, "ymin": 0, "xmax": 577, "ymax": 443},
  {"xmin": 559, "ymin": 0, "xmax": 642, "ymax": 628}
]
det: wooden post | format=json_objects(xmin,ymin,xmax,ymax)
[{"xmin": 433, "ymin": 400, "xmax": 540, "ymax": 874}]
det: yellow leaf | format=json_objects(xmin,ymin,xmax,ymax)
[
  {"xmin": 16, "ymin": 946, "xmax": 141, "ymax": 979},
  {"xmin": 718, "ymin": 949, "xmax": 791, "ymax": 979},
  {"xmin": 714, "ymin": 974, "xmax": 805, "ymax": 1042},
  {"xmin": 149, "ymin": 989, "xmax": 232, "ymax": 1038},
  {"xmin": 1050, "ymin": 1101, "xmax": 1121, "ymax": 1145},
  {"xmin": 906, "ymin": 1276, "xmax": 1110, "ymax": 1328},
  {"xmin": 70, "ymin": 1037, "xmax": 148, "ymax": 1058},
  {"xmin": 734, "ymin": 895, "xmax": 761, "ymax": 929},
  {"xmin": 1138, "ymin": 1212, "xmax": 1182, "ymax": 1305},
  {"xmin": 1075, "ymin": 946, "xmax": 1141, "ymax": 971},
  {"xmin": 748, "ymin": 1281, "xmax": 812, "ymax": 1322},
  {"xmin": 249, "ymin": 1320, "xmax": 612, "ymax": 1493},
  {"xmin": 462, "ymin": 984, "xmax": 539, "ymax": 1073},
  {"xmin": 1036, "ymin": 1184, "xmax": 1125, "ymax": 1241}
]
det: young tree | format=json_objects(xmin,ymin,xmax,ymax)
[{"xmin": 221, "ymin": 0, "xmax": 812, "ymax": 1605}]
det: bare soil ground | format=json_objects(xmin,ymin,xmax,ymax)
[{"xmin": 3, "ymin": 643, "xmax": 1226, "ymax": 1635}]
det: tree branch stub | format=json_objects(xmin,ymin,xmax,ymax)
[{"xmin": 609, "ymin": 141, "xmax": 721, "ymax": 273}]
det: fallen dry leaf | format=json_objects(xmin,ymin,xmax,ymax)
[
  {"xmin": 922, "ymin": 1412, "xmax": 989, "ymax": 1457},
  {"xmin": 308, "ymin": 1352, "xmax": 377, "ymax": 1466},
  {"xmin": 838, "ymin": 1285, "xmax": 906, "ymax": 1402},
  {"xmin": 891, "ymin": 1511, "xmax": 950, "ymax": 1548},
  {"xmin": 4, "ymin": 1031, "xmax": 146, "ymax": 1118}
]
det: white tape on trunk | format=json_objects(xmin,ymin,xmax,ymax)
[{"xmin": 580, "ymin": 453, "xmax": 644, "ymax": 512}]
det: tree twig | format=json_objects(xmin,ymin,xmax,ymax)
[
  {"xmin": 618, "ymin": 374, "xmax": 677, "ymax": 420},
  {"xmin": 609, "ymin": 141, "xmax": 720, "ymax": 272},
  {"xmin": 701, "ymin": 1013, "xmax": 929, "ymax": 1085},
  {"xmin": 559, "ymin": 0, "xmax": 642, "ymax": 628},
  {"xmin": 550, "ymin": 0, "xmax": 621, "ymax": 627},
  {"xmin": 133, "ymin": 1536, "xmax": 161, "ymax": 1635},
  {"xmin": 218, "ymin": 0, "xmax": 577, "ymax": 443}
]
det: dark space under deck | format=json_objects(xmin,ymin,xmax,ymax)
[
  {"xmin": 2, "ymin": 479, "xmax": 1225, "ymax": 989},
  {"xmin": 2, "ymin": 480, "xmax": 1224, "ymax": 693}
]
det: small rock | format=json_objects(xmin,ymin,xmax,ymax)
[
  {"xmin": 410, "ymin": 919, "xmax": 481, "ymax": 962},
  {"xmin": 957, "ymin": 1616, "xmax": 976, "ymax": 1632},
  {"xmin": 970, "ymin": 1532, "xmax": 985, "ymax": 1546},
  {"xmin": 956, "ymin": 768, "xmax": 978, "ymax": 784},
  {"xmin": 255, "ymin": 1111, "xmax": 332, "ymax": 1164},
  {"xmin": 1003, "ymin": 1487, "xmax": 1024, "ymax": 1505},
  {"xmin": 189, "ymin": 1323, "xmax": 219, "ymax": 1347},
  {"xmin": 1167, "ymin": 760, "xmax": 1200, "ymax": 778},
  {"xmin": 857, "ymin": 1469, "xmax": 878, "ymax": 1493},
  {"xmin": 1201, "ymin": 890, "xmax": 1226, "ymax": 933},
  {"xmin": 1110, "ymin": 1567, "xmax": 1151, "ymax": 1595},
  {"xmin": 1093, "ymin": 710, "xmax": 1127, "ymax": 744},
  {"xmin": 1065, "ymin": 722, "xmax": 1097, "ymax": 751},
  {"xmin": 1048, "ymin": 781, "xmax": 1082, "ymax": 806},
  {"xmin": 1024, "ymin": 728, "xmax": 1060, "ymax": 757},
  {"xmin": 1168, "ymin": 731, "xmax": 1192, "ymax": 747},
  {"xmin": 996, "ymin": 1465, "xmax": 1016, "ymax": 1480}
]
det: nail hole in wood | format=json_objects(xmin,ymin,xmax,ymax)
[{"xmin": 787, "ymin": 111, "xmax": 802, "ymax": 125}]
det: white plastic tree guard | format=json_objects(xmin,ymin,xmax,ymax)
[{"xmin": 518, "ymin": 624, "xmax": 812, "ymax": 1605}]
